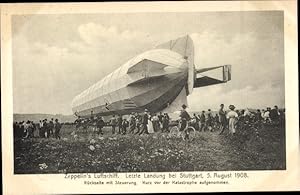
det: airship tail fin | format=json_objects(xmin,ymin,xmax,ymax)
[
  {"xmin": 194, "ymin": 65, "xmax": 231, "ymax": 88},
  {"xmin": 156, "ymin": 35, "xmax": 195, "ymax": 95},
  {"xmin": 155, "ymin": 35, "xmax": 194, "ymax": 64}
]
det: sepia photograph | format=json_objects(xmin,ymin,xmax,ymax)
[
  {"xmin": 1, "ymin": 1, "xmax": 299, "ymax": 194},
  {"xmin": 12, "ymin": 10, "xmax": 286, "ymax": 174}
]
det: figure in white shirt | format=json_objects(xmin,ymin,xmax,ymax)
[
  {"xmin": 263, "ymin": 107, "xmax": 271, "ymax": 123},
  {"xmin": 147, "ymin": 114, "xmax": 154, "ymax": 134},
  {"xmin": 226, "ymin": 105, "xmax": 238, "ymax": 135}
]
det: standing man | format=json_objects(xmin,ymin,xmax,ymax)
[
  {"xmin": 200, "ymin": 111, "xmax": 206, "ymax": 131},
  {"xmin": 54, "ymin": 119, "xmax": 62, "ymax": 139},
  {"xmin": 110, "ymin": 115, "xmax": 117, "ymax": 134},
  {"xmin": 165, "ymin": 113, "xmax": 170, "ymax": 132},
  {"xmin": 270, "ymin": 105, "xmax": 280, "ymax": 123},
  {"xmin": 23, "ymin": 121, "xmax": 30, "ymax": 138},
  {"xmin": 39, "ymin": 120, "xmax": 43, "ymax": 138},
  {"xmin": 139, "ymin": 109, "xmax": 149, "ymax": 135},
  {"xmin": 40, "ymin": 119, "xmax": 45, "ymax": 138},
  {"xmin": 49, "ymin": 118, "xmax": 55, "ymax": 136},
  {"xmin": 162, "ymin": 113, "xmax": 169, "ymax": 132},
  {"xmin": 29, "ymin": 121, "xmax": 35, "ymax": 138},
  {"xmin": 48, "ymin": 118, "xmax": 54, "ymax": 138},
  {"xmin": 152, "ymin": 114, "xmax": 159, "ymax": 132},
  {"xmin": 264, "ymin": 107, "xmax": 271, "ymax": 123},
  {"xmin": 219, "ymin": 104, "xmax": 227, "ymax": 134},
  {"xmin": 96, "ymin": 117, "xmax": 105, "ymax": 135},
  {"xmin": 158, "ymin": 112, "xmax": 163, "ymax": 131},
  {"xmin": 117, "ymin": 115, "xmax": 123, "ymax": 134},
  {"xmin": 193, "ymin": 113, "xmax": 200, "ymax": 131},
  {"xmin": 129, "ymin": 113, "xmax": 136, "ymax": 134},
  {"xmin": 256, "ymin": 109, "xmax": 263, "ymax": 128},
  {"xmin": 179, "ymin": 104, "xmax": 191, "ymax": 140},
  {"xmin": 279, "ymin": 108, "xmax": 285, "ymax": 127},
  {"xmin": 90, "ymin": 111, "xmax": 94, "ymax": 121},
  {"xmin": 74, "ymin": 116, "xmax": 81, "ymax": 131},
  {"xmin": 44, "ymin": 119, "xmax": 49, "ymax": 138},
  {"xmin": 135, "ymin": 113, "xmax": 142, "ymax": 134},
  {"xmin": 122, "ymin": 118, "xmax": 129, "ymax": 135},
  {"xmin": 20, "ymin": 121, "xmax": 25, "ymax": 138},
  {"xmin": 179, "ymin": 104, "xmax": 191, "ymax": 132},
  {"xmin": 206, "ymin": 109, "xmax": 213, "ymax": 131}
]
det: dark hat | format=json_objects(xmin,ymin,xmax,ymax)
[
  {"xmin": 229, "ymin": 105, "xmax": 235, "ymax": 110},
  {"xmin": 182, "ymin": 104, "xmax": 187, "ymax": 109}
]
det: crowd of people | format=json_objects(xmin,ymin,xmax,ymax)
[
  {"xmin": 74, "ymin": 104, "xmax": 285, "ymax": 137},
  {"xmin": 74, "ymin": 110, "xmax": 171, "ymax": 135},
  {"xmin": 13, "ymin": 104, "xmax": 285, "ymax": 139},
  {"xmin": 190, "ymin": 104, "xmax": 285, "ymax": 135},
  {"xmin": 13, "ymin": 118, "xmax": 62, "ymax": 139}
]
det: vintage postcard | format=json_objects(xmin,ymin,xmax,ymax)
[{"xmin": 1, "ymin": 1, "xmax": 299, "ymax": 194}]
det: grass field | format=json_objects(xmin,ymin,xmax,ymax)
[{"xmin": 14, "ymin": 123, "xmax": 286, "ymax": 174}]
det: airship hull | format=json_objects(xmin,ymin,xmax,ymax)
[
  {"xmin": 76, "ymin": 72, "xmax": 187, "ymax": 116},
  {"xmin": 71, "ymin": 35, "xmax": 231, "ymax": 118},
  {"xmin": 71, "ymin": 49, "xmax": 189, "ymax": 117}
]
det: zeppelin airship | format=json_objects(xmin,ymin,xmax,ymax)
[{"xmin": 71, "ymin": 35, "xmax": 231, "ymax": 118}]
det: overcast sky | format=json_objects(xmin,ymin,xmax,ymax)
[{"xmin": 12, "ymin": 11, "xmax": 285, "ymax": 115}]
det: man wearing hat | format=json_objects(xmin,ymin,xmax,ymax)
[
  {"xmin": 179, "ymin": 104, "xmax": 191, "ymax": 132},
  {"xmin": 49, "ymin": 118, "xmax": 55, "ymax": 136},
  {"xmin": 135, "ymin": 113, "xmax": 142, "ymax": 134},
  {"xmin": 270, "ymin": 105, "xmax": 280, "ymax": 123},
  {"xmin": 54, "ymin": 119, "xmax": 62, "ymax": 139},
  {"xmin": 129, "ymin": 112, "xmax": 136, "ymax": 134},
  {"xmin": 110, "ymin": 115, "xmax": 117, "ymax": 134},
  {"xmin": 206, "ymin": 109, "xmax": 213, "ymax": 131},
  {"xmin": 226, "ymin": 105, "xmax": 238, "ymax": 135},
  {"xmin": 199, "ymin": 111, "xmax": 206, "ymax": 131},
  {"xmin": 96, "ymin": 116, "xmax": 105, "ymax": 135},
  {"xmin": 117, "ymin": 114, "xmax": 123, "ymax": 134},
  {"xmin": 219, "ymin": 104, "xmax": 227, "ymax": 134},
  {"xmin": 43, "ymin": 119, "xmax": 49, "ymax": 138},
  {"xmin": 139, "ymin": 109, "xmax": 149, "ymax": 135}
]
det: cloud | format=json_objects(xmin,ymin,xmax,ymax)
[
  {"xmin": 190, "ymin": 30, "xmax": 284, "ymax": 91},
  {"xmin": 12, "ymin": 15, "xmax": 285, "ymax": 115},
  {"xmin": 78, "ymin": 22, "xmax": 151, "ymax": 45},
  {"xmin": 13, "ymin": 25, "xmax": 156, "ymax": 115},
  {"xmin": 186, "ymin": 31, "xmax": 285, "ymax": 111},
  {"xmin": 13, "ymin": 34, "xmax": 105, "ymax": 114},
  {"xmin": 32, "ymin": 42, "xmax": 69, "ymax": 55},
  {"xmin": 188, "ymin": 83, "xmax": 285, "ymax": 111},
  {"xmin": 74, "ymin": 22, "xmax": 159, "ymax": 71}
]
